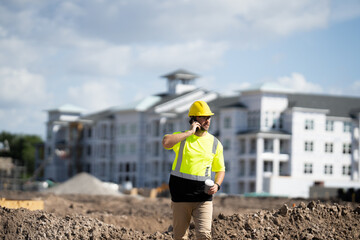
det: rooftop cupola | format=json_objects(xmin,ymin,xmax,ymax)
[{"xmin": 162, "ymin": 69, "xmax": 198, "ymax": 95}]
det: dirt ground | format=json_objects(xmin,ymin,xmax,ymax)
[{"xmin": 1, "ymin": 191, "xmax": 360, "ymax": 239}]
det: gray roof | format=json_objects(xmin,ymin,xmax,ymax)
[
  {"xmin": 161, "ymin": 69, "xmax": 199, "ymax": 80},
  {"xmin": 209, "ymin": 96, "xmax": 246, "ymax": 110},
  {"xmin": 287, "ymin": 93, "xmax": 360, "ymax": 118},
  {"xmin": 82, "ymin": 109, "xmax": 114, "ymax": 121},
  {"xmin": 146, "ymin": 90, "xmax": 203, "ymax": 113}
]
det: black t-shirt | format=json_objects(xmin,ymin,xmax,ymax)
[{"xmin": 169, "ymin": 175, "xmax": 213, "ymax": 202}]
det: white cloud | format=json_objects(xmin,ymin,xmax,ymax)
[
  {"xmin": 349, "ymin": 80, "xmax": 360, "ymax": 96},
  {"xmin": 276, "ymin": 73, "xmax": 323, "ymax": 93},
  {"xmin": 135, "ymin": 40, "xmax": 228, "ymax": 71},
  {"xmin": 0, "ymin": 0, "xmax": 359, "ymax": 137},
  {"xmin": 330, "ymin": 0, "xmax": 360, "ymax": 22},
  {"xmin": 133, "ymin": 0, "xmax": 332, "ymax": 42},
  {"xmin": 221, "ymin": 82, "xmax": 252, "ymax": 96},
  {"xmin": 0, "ymin": 26, "xmax": 7, "ymax": 37},
  {"xmin": 0, "ymin": 0, "xmax": 335, "ymax": 45},
  {"xmin": 197, "ymin": 76, "xmax": 217, "ymax": 90},
  {"xmin": 69, "ymin": 43, "xmax": 132, "ymax": 77},
  {"xmin": 67, "ymin": 78, "xmax": 124, "ymax": 111},
  {"xmin": 353, "ymin": 81, "xmax": 360, "ymax": 89},
  {"xmin": 241, "ymin": 0, "xmax": 330, "ymax": 36},
  {"xmin": 0, "ymin": 67, "xmax": 49, "ymax": 107},
  {"xmin": 0, "ymin": 37, "xmax": 40, "ymax": 67},
  {"xmin": 0, "ymin": 107, "xmax": 46, "ymax": 136}
]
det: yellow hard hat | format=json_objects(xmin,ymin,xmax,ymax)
[{"xmin": 188, "ymin": 101, "xmax": 214, "ymax": 117}]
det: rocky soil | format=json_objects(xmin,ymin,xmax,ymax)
[
  {"xmin": 0, "ymin": 191, "xmax": 359, "ymax": 240},
  {"xmin": 1, "ymin": 174, "xmax": 359, "ymax": 239}
]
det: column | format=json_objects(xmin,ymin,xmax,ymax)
[
  {"xmin": 273, "ymin": 138, "xmax": 280, "ymax": 176},
  {"xmin": 256, "ymin": 137, "xmax": 263, "ymax": 192}
]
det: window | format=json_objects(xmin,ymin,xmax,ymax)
[
  {"xmin": 324, "ymin": 165, "xmax": 333, "ymax": 175},
  {"xmin": 238, "ymin": 160, "xmax": 245, "ymax": 177},
  {"xmin": 100, "ymin": 125, "xmax": 106, "ymax": 139},
  {"xmin": 88, "ymin": 128, "xmax": 92, "ymax": 138},
  {"xmin": 129, "ymin": 143, "xmax": 136, "ymax": 153},
  {"xmin": 153, "ymin": 141, "xmax": 160, "ymax": 156},
  {"xmin": 47, "ymin": 127, "xmax": 52, "ymax": 140},
  {"xmin": 342, "ymin": 143, "xmax": 351, "ymax": 154},
  {"xmin": 118, "ymin": 124, "xmax": 127, "ymax": 136},
  {"xmin": 225, "ymin": 161, "xmax": 230, "ymax": 173},
  {"xmin": 325, "ymin": 143, "xmax": 333, "ymax": 153},
  {"xmin": 238, "ymin": 182, "xmax": 245, "ymax": 194},
  {"xmin": 224, "ymin": 117, "xmax": 231, "ymax": 129},
  {"xmin": 119, "ymin": 143, "xmax": 126, "ymax": 155},
  {"xmin": 153, "ymin": 120, "xmax": 160, "ymax": 137},
  {"xmin": 279, "ymin": 162, "xmax": 288, "ymax": 176},
  {"xmin": 343, "ymin": 122, "xmax": 351, "ymax": 133},
  {"xmin": 279, "ymin": 113, "xmax": 284, "ymax": 129},
  {"xmin": 304, "ymin": 163, "xmax": 313, "ymax": 174},
  {"xmin": 305, "ymin": 141, "xmax": 314, "ymax": 152},
  {"xmin": 250, "ymin": 139, "xmax": 256, "ymax": 153},
  {"xmin": 110, "ymin": 144, "xmax": 114, "ymax": 157},
  {"xmin": 248, "ymin": 111, "xmax": 260, "ymax": 129},
  {"xmin": 249, "ymin": 182, "xmax": 256, "ymax": 192},
  {"xmin": 305, "ymin": 119, "xmax": 314, "ymax": 130},
  {"xmin": 249, "ymin": 160, "xmax": 256, "ymax": 176},
  {"xmin": 154, "ymin": 161, "xmax": 159, "ymax": 175},
  {"xmin": 342, "ymin": 165, "xmax": 351, "ymax": 176},
  {"xmin": 101, "ymin": 144, "xmax": 106, "ymax": 157},
  {"xmin": 99, "ymin": 162, "xmax": 106, "ymax": 176},
  {"xmin": 223, "ymin": 139, "xmax": 231, "ymax": 150},
  {"xmin": 263, "ymin": 161, "xmax": 273, "ymax": 173},
  {"xmin": 87, "ymin": 145, "xmax": 92, "ymax": 156},
  {"xmin": 130, "ymin": 124, "xmax": 137, "ymax": 134},
  {"xmin": 280, "ymin": 140, "xmax": 288, "ymax": 154},
  {"xmin": 325, "ymin": 120, "xmax": 334, "ymax": 132},
  {"xmin": 239, "ymin": 139, "xmax": 246, "ymax": 154},
  {"xmin": 264, "ymin": 139, "xmax": 273, "ymax": 152},
  {"xmin": 108, "ymin": 125, "xmax": 113, "ymax": 139},
  {"xmin": 272, "ymin": 112, "xmax": 277, "ymax": 129},
  {"xmin": 146, "ymin": 124, "xmax": 151, "ymax": 135}
]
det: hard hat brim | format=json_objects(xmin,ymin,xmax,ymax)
[{"xmin": 188, "ymin": 112, "xmax": 214, "ymax": 117}]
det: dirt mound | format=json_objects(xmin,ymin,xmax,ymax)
[
  {"xmin": 45, "ymin": 172, "xmax": 122, "ymax": 196},
  {"xmin": 0, "ymin": 207, "xmax": 155, "ymax": 240},
  {"xmin": 208, "ymin": 201, "xmax": 360, "ymax": 239},
  {"xmin": 1, "ymin": 199, "xmax": 359, "ymax": 239}
]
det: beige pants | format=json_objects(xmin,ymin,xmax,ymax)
[{"xmin": 171, "ymin": 201, "xmax": 213, "ymax": 240}]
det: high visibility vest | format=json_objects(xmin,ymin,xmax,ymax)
[{"xmin": 169, "ymin": 133, "xmax": 222, "ymax": 181}]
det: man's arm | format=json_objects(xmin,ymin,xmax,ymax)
[{"xmin": 162, "ymin": 121, "xmax": 200, "ymax": 149}]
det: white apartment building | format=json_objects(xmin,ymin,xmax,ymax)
[{"xmin": 42, "ymin": 69, "xmax": 360, "ymax": 198}]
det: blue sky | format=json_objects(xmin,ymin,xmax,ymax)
[{"xmin": 0, "ymin": 0, "xmax": 360, "ymax": 139}]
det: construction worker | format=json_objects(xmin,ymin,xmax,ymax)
[{"xmin": 162, "ymin": 100, "xmax": 225, "ymax": 240}]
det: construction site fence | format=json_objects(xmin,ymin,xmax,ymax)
[{"xmin": 0, "ymin": 177, "xmax": 24, "ymax": 191}]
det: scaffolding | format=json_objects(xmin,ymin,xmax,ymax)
[{"xmin": 0, "ymin": 157, "xmax": 26, "ymax": 190}]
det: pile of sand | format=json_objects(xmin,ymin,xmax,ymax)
[{"xmin": 46, "ymin": 172, "xmax": 123, "ymax": 196}]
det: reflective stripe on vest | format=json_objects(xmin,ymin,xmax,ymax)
[{"xmin": 171, "ymin": 136, "xmax": 219, "ymax": 181}]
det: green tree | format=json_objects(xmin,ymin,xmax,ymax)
[{"xmin": 0, "ymin": 131, "xmax": 43, "ymax": 178}]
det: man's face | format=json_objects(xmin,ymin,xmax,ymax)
[{"xmin": 196, "ymin": 116, "xmax": 212, "ymax": 131}]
